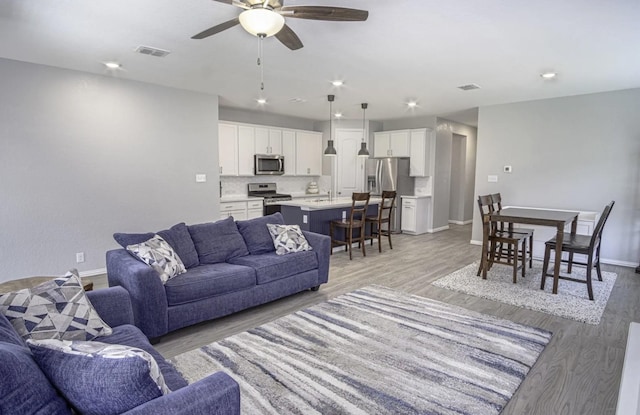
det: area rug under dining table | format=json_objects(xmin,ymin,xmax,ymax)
[
  {"xmin": 432, "ymin": 260, "xmax": 617, "ymax": 325},
  {"xmin": 171, "ymin": 285, "xmax": 552, "ymax": 415}
]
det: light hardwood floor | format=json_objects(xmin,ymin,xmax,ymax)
[{"xmin": 93, "ymin": 224, "xmax": 640, "ymax": 415}]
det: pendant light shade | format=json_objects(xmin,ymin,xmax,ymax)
[
  {"xmin": 238, "ymin": 8, "xmax": 285, "ymax": 37},
  {"xmin": 357, "ymin": 103, "xmax": 370, "ymax": 158},
  {"xmin": 324, "ymin": 95, "xmax": 337, "ymax": 157}
]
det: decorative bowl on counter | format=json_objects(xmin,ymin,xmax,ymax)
[{"xmin": 306, "ymin": 181, "xmax": 319, "ymax": 194}]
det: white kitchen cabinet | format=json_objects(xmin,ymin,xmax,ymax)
[
  {"xmin": 281, "ymin": 130, "xmax": 297, "ymax": 175},
  {"xmin": 374, "ymin": 130, "xmax": 410, "ymax": 157},
  {"xmin": 295, "ymin": 131, "xmax": 322, "ymax": 175},
  {"xmin": 409, "ymin": 128, "xmax": 433, "ymax": 177},
  {"xmin": 247, "ymin": 200, "xmax": 264, "ymax": 219},
  {"xmin": 255, "ymin": 127, "xmax": 282, "ymax": 155},
  {"xmin": 237, "ymin": 126, "xmax": 254, "ymax": 176},
  {"xmin": 401, "ymin": 196, "xmax": 430, "ymax": 235},
  {"xmin": 218, "ymin": 123, "xmax": 238, "ymax": 176},
  {"xmin": 219, "ymin": 201, "xmax": 248, "ymax": 220}
]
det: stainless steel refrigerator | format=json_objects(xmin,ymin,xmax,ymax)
[{"xmin": 365, "ymin": 157, "xmax": 415, "ymax": 232}]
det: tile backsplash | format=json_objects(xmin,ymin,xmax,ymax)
[
  {"xmin": 414, "ymin": 176, "xmax": 432, "ymax": 196},
  {"xmin": 221, "ymin": 175, "xmax": 332, "ymax": 197}
]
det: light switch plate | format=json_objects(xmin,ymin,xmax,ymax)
[
  {"xmin": 195, "ymin": 174, "xmax": 207, "ymax": 183},
  {"xmin": 488, "ymin": 175, "xmax": 498, "ymax": 182}
]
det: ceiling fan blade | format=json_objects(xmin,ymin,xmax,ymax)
[
  {"xmin": 279, "ymin": 6, "xmax": 368, "ymax": 21},
  {"xmin": 191, "ymin": 17, "xmax": 240, "ymax": 39},
  {"xmin": 212, "ymin": 0, "xmax": 250, "ymax": 8},
  {"xmin": 275, "ymin": 24, "xmax": 303, "ymax": 50}
]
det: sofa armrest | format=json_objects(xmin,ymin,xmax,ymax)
[
  {"xmin": 123, "ymin": 372, "xmax": 240, "ymax": 415},
  {"xmin": 86, "ymin": 286, "xmax": 135, "ymax": 327},
  {"xmin": 106, "ymin": 249, "xmax": 169, "ymax": 338},
  {"xmin": 303, "ymin": 231, "xmax": 330, "ymax": 285}
]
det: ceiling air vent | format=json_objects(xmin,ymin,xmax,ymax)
[
  {"xmin": 457, "ymin": 83, "xmax": 481, "ymax": 91},
  {"xmin": 135, "ymin": 45, "xmax": 171, "ymax": 58}
]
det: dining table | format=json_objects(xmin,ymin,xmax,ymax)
[{"xmin": 481, "ymin": 207, "xmax": 580, "ymax": 294}]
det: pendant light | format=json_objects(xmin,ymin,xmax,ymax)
[
  {"xmin": 324, "ymin": 94, "xmax": 337, "ymax": 157},
  {"xmin": 357, "ymin": 102, "xmax": 370, "ymax": 158}
]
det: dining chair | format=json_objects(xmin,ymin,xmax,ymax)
[
  {"xmin": 364, "ymin": 190, "xmax": 397, "ymax": 253},
  {"xmin": 477, "ymin": 194, "xmax": 528, "ymax": 283},
  {"xmin": 330, "ymin": 192, "xmax": 370, "ymax": 260},
  {"xmin": 490, "ymin": 193, "xmax": 534, "ymax": 269},
  {"xmin": 541, "ymin": 201, "xmax": 615, "ymax": 300}
]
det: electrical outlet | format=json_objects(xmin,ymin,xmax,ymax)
[
  {"xmin": 488, "ymin": 175, "xmax": 498, "ymax": 182},
  {"xmin": 342, "ymin": 211, "xmax": 347, "ymax": 219},
  {"xmin": 303, "ymin": 214, "xmax": 308, "ymax": 224},
  {"xmin": 76, "ymin": 252, "xmax": 85, "ymax": 263},
  {"xmin": 195, "ymin": 174, "xmax": 207, "ymax": 183}
]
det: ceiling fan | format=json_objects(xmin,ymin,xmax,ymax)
[{"xmin": 191, "ymin": 0, "xmax": 369, "ymax": 50}]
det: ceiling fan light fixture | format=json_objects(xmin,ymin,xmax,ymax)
[{"xmin": 239, "ymin": 8, "xmax": 285, "ymax": 37}]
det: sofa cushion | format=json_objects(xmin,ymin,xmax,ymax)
[
  {"xmin": 188, "ymin": 217, "xmax": 249, "ymax": 264},
  {"xmin": 0, "ymin": 270, "xmax": 112, "ymax": 341},
  {"xmin": 157, "ymin": 223, "xmax": 200, "ymax": 269},
  {"xmin": 114, "ymin": 223, "xmax": 199, "ymax": 269},
  {"xmin": 236, "ymin": 212, "xmax": 285, "ymax": 255},
  {"xmin": 228, "ymin": 251, "xmax": 318, "ymax": 285},
  {"xmin": 28, "ymin": 338, "xmax": 168, "ymax": 415},
  {"xmin": 99, "ymin": 324, "xmax": 187, "ymax": 391},
  {"xmin": 164, "ymin": 263, "xmax": 256, "ymax": 306},
  {"xmin": 267, "ymin": 223, "xmax": 313, "ymax": 255},
  {"xmin": 126, "ymin": 235, "xmax": 186, "ymax": 284},
  {"xmin": 0, "ymin": 342, "xmax": 72, "ymax": 414}
]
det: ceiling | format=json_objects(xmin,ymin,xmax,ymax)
[{"xmin": 1, "ymin": 0, "xmax": 639, "ymax": 126}]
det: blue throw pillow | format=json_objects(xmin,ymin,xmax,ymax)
[
  {"xmin": 28, "ymin": 339, "xmax": 170, "ymax": 415},
  {"xmin": 236, "ymin": 212, "xmax": 285, "ymax": 255},
  {"xmin": 0, "ymin": 342, "xmax": 71, "ymax": 414},
  {"xmin": 188, "ymin": 216, "xmax": 249, "ymax": 264}
]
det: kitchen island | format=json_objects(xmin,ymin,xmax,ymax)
[{"xmin": 279, "ymin": 197, "xmax": 381, "ymax": 237}]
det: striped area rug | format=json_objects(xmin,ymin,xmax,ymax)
[{"xmin": 171, "ymin": 286, "xmax": 552, "ymax": 414}]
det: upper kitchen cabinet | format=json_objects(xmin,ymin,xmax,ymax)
[
  {"xmin": 219, "ymin": 123, "xmax": 238, "ymax": 176},
  {"xmin": 295, "ymin": 131, "xmax": 322, "ymax": 175},
  {"xmin": 281, "ymin": 130, "xmax": 297, "ymax": 175},
  {"xmin": 373, "ymin": 130, "xmax": 410, "ymax": 158},
  {"xmin": 254, "ymin": 127, "xmax": 282, "ymax": 155},
  {"xmin": 409, "ymin": 128, "xmax": 433, "ymax": 177}
]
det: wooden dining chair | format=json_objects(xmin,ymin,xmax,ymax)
[
  {"xmin": 541, "ymin": 201, "xmax": 615, "ymax": 300},
  {"xmin": 330, "ymin": 192, "xmax": 370, "ymax": 260},
  {"xmin": 490, "ymin": 193, "xmax": 534, "ymax": 269},
  {"xmin": 477, "ymin": 194, "xmax": 528, "ymax": 283},
  {"xmin": 364, "ymin": 190, "xmax": 397, "ymax": 253}
]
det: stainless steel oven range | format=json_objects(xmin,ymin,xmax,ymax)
[{"xmin": 247, "ymin": 183, "xmax": 292, "ymax": 215}]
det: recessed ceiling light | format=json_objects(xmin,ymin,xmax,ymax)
[
  {"xmin": 334, "ymin": 112, "xmax": 343, "ymax": 118},
  {"xmin": 104, "ymin": 62, "xmax": 121, "ymax": 69},
  {"xmin": 407, "ymin": 101, "xmax": 418, "ymax": 108},
  {"xmin": 257, "ymin": 98, "xmax": 267, "ymax": 105},
  {"xmin": 331, "ymin": 80, "xmax": 344, "ymax": 87},
  {"xmin": 540, "ymin": 72, "xmax": 557, "ymax": 79}
]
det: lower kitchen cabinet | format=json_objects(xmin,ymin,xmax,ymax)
[{"xmin": 401, "ymin": 196, "xmax": 430, "ymax": 235}]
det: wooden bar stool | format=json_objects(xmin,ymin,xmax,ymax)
[
  {"xmin": 330, "ymin": 192, "xmax": 370, "ymax": 260},
  {"xmin": 364, "ymin": 190, "xmax": 396, "ymax": 252}
]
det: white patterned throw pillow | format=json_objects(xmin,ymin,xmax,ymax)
[
  {"xmin": 0, "ymin": 269, "xmax": 112, "ymax": 341},
  {"xmin": 266, "ymin": 224, "xmax": 312, "ymax": 255},
  {"xmin": 126, "ymin": 234, "xmax": 186, "ymax": 284}
]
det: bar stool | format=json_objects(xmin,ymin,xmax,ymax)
[
  {"xmin": 364, "ymin": 190, "xmax": 396, "ymax": 252},
  {"xmin": 330, "ymin": 192, "xmax": 370, "ymax": 260}
]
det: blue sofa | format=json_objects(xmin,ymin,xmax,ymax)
[
  {"xmin": 107, "ymin": 213, "xmax": 330, "ymax": 339},
  {"xmin": 0, "ymin": 286, "xmax": 240, "ymax": 415}
]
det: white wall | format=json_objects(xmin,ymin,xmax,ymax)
[
  {"xmin": 0, "ymin": 58, "xmax": 220, "ymax": 280},
  {"xmin": 471, "ymin": 88, "xmax": 640, "ymax": 266}
]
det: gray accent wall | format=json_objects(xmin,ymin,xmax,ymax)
[
  {"xmin": 471, "ymin": 88, "xmax": 640, "ymax": 266},
  {"xmin": 0, "ymin": 58, "xmax": 220, "ymax": 281}
]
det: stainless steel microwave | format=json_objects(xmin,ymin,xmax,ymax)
[{"xmin": 254, "ymin": 154, "xmax": 284, "ymax": 175}]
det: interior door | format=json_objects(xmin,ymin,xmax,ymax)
[{"xmin": 336, "ymin": 129, "xmax": 364, "ymax": 198}]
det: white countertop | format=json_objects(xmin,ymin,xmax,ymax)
[
  {"xmin": 220, "ymin": 195, "xmax": 264, "ymax": 202},
  {"xmin": 401, "ymin": 195, "xmax": 432, "ymax": 199},
  {"xmin": 279, "ymin": 197, "xmax": 382, "ymax": 211}
]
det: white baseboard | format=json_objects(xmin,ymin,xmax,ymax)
[
  {"xmin": 449, "ymin": 220, "xmax": 473, "ymax": 225},
  {"xmin": 79, "ymin": 268, "xmax": 107, "ymax": 278},
  {"xmin": 470, "ymin": 239, "xmax": 482, "ymax": 246},
  {"xmin": 429, "ymin": 225, "xmax": 450, "ymax": 233},
  {"xmin": 616, "ymin": 322, "xmax": 640, "ymax": 415}
]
